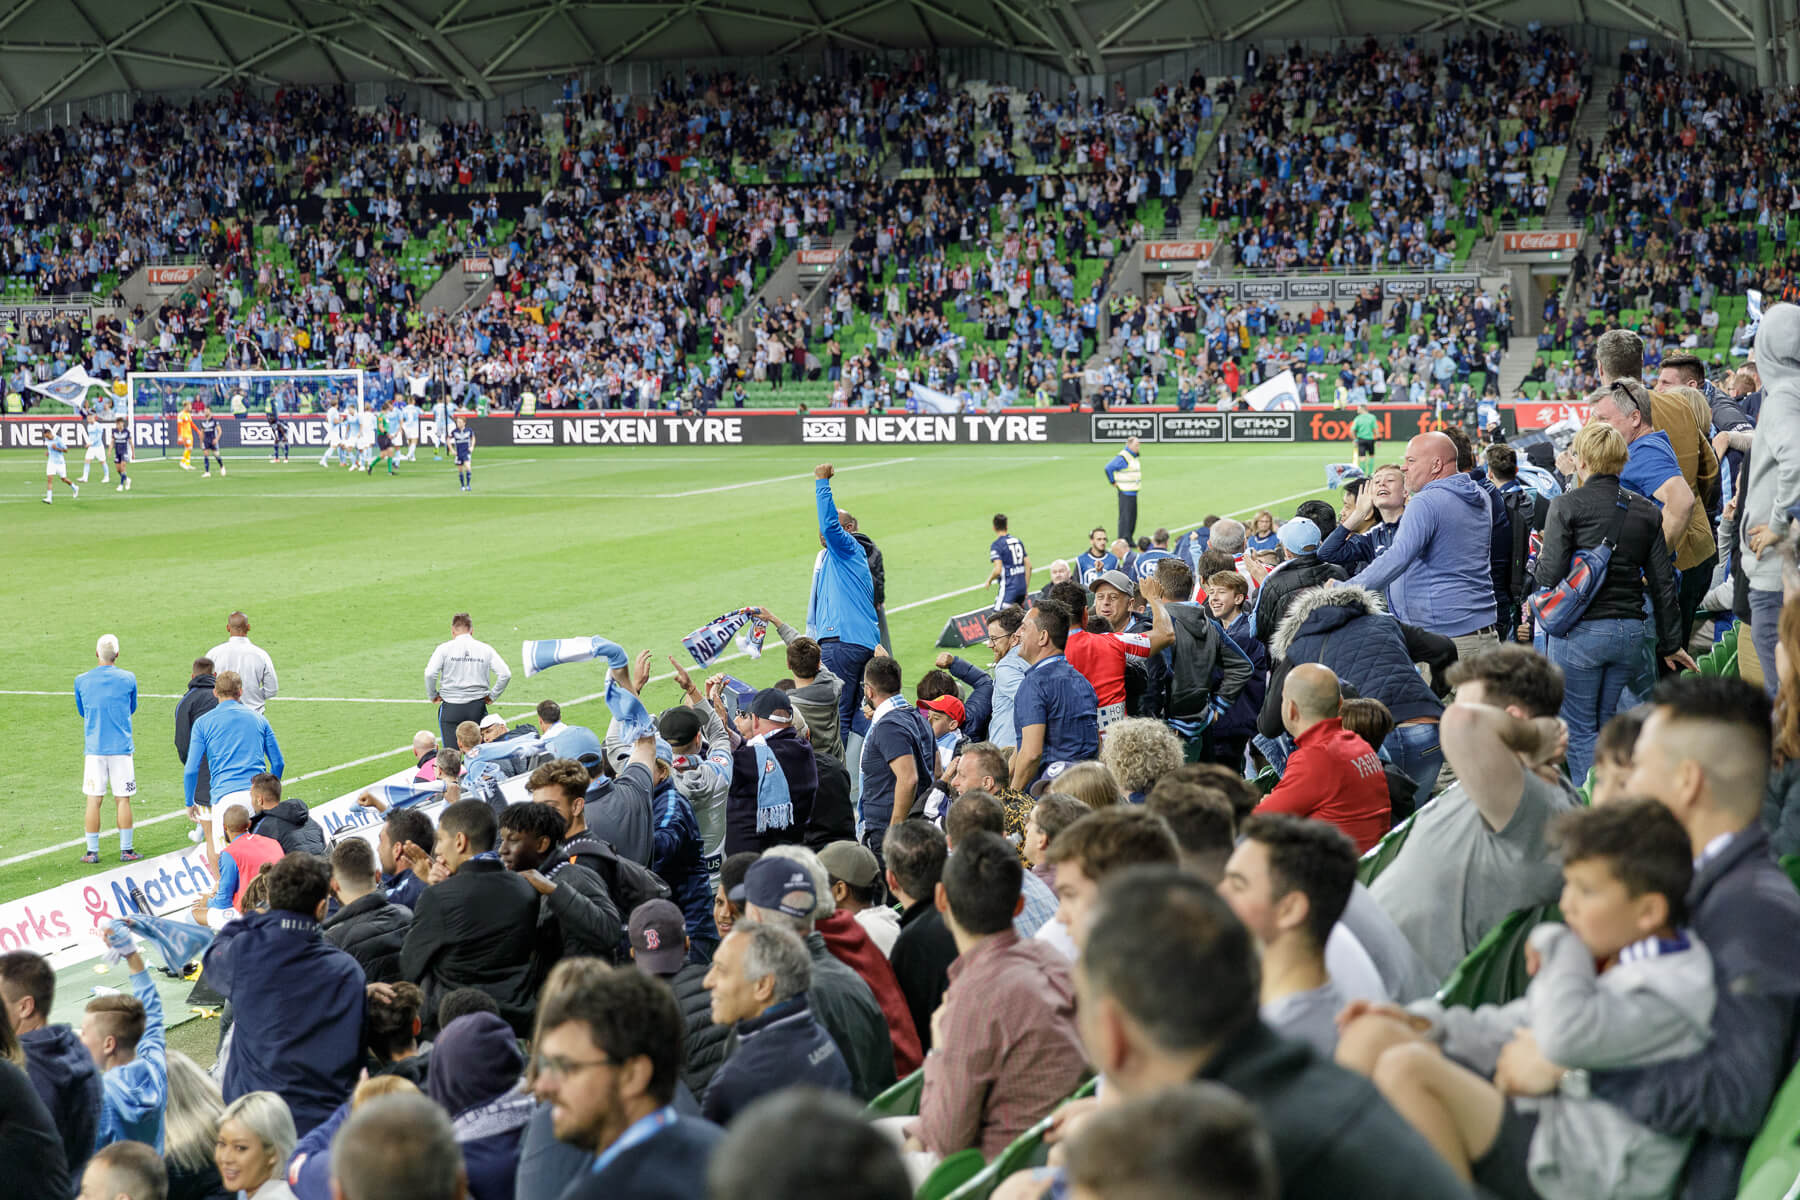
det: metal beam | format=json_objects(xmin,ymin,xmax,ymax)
[
  {"xmin": 1594, "ymin": 0, "xmax": 1683, "ymax": 40},
  {"xmin": 1705, "ymin": 0, "xmax": 1755, "ymax": 39},
  {"xmin": 1051, "ymin": 0, "xmax": 1104, "ymax": 72},
  {"xmin": 369, "ymin": 0, "xmax": 496, "ymax": 99},
  {"xmin": 770, "ymin": 0, "xmax": 896, "ymax": 53},
  {"xmin": 1097, "ymin": 0, "xmax": 1176, "ymax": 47},
  {"xmin": 22, "ymin": 0, "xmax": 185, "ymax": 111},
  {"xmin": 1218, "ymin": 0, "xmax": 1304, "ymax": 42},
  {"xmin": 603, "ymin": 0, "xmax": 703, "ymax": 63},
  {"xmin": 482, "ymin": 5, "xmax": 559, "ymax": 77},
  {"xmin": 988, "ymin": 0, "xmax": 1055, "ymax": 45}
]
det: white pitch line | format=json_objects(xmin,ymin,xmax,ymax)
[
  {"xmin": 651, "ymin": 457, "xmax": 915, "ymax": 498},
  {"xmin": 0, "ymin": 478, "xmax": 1331, "ymax": 870}
]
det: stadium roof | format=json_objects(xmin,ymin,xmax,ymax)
[{"xmin": 0, "ymin": 0, "xmax": 1768, "ymax": 117}]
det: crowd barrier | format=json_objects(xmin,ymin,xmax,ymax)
[{"xmin": 1, "ymin": 403, "xmax": 1524, "ymax": 451}]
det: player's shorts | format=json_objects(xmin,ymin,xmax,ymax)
[
  {"xmin": 455, "ymin": 451, "xmax": 471, "ymax": 465},
  {"xmin": 1356, "ymin": 438, "xmax": 1377, "ymax": 456},
  {"xmin": 358, "ymin": 434, "xmax": 375, "ymax": 449},
  {"xmin": 113, "ymin": 445, "xmax": 129, "ymax": 463},
  {"xmin": 376, "ymin": 433, "xmax": 393, "ymax": 450},
  {"xmin": 177, "ymin": 433, "xmax": 193, "ymax": 447},
  {"xmin": 46, "ymin": 457, "xmax": 66, "ymax": 475},
  {"xmin": 84, "ymin": 443, "xmax": 106, "ymax": 460},
  {"xmin": 404, "ymin": 427, "xmax": 420, "ymax": 441},
  {"xmin": 203, "ymin": 435, "xmax": 218, "ymax": 450},
  {"xmin": 83, "ymin": 754, "xmax": 136, "ymax": 797}
]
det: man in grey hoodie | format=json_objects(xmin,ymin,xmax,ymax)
[
  {"xmin": 1357, "ymin": 432, "xmax": 1500, "ymax": 661},
  {"xmin": 1739, "ymin": 302, "xmax": 1800, "ymax": 693}
]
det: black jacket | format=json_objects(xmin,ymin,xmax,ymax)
[
  {"xmin": 1253, "ymin": 554, "xmax": 1349, "ymax": 644},
  {"xmin": 889, "ymin": 901, "xmax": 958, "ymax": 1053},
  {"xmin": 700, "ymin": 994, "xmax": 852, "ymax": 1125},
  {"xmin": 19, "ymin": 1024, "xmax": 98, "ymax": 1190},
  {"xmin": 321, "ymin": 891, "xmax": 412, "ymax": 983},
  {"xmin": 398, "ymin": 858, "xmax": 545, "ymax": 1036},
  {"xmin": 725, "ymin": 728, "xmax": 819, "ymax": 856},
  {"xmin": 1199, "ymin": 1021, "xmax": 1473, "ymax": 1200},
  {"xmin": 805, "ymin": 931, "xmax": 896, "ymax": 1101},
  {"xmin": 668, "ymin": 961, "xmax": 730, "ymax": 1097},
  {"xmin": 1165, "ymin": 603, "xmax": 1253, "ymax": 724},
  {"xmin": 852, "ymin": 531, "xmax": 886, "ymax": 606},
  {"xmin": 251, "ymin": 798, "xmax": 327, "ymax": 856},
  {"xmin": 1533, "ymin": 474, "xmax": 1682, "ymax": 656},
  {"xmin": 539, "ymin": 858, "xmax": 624, "ymax": 963},
  {"xmin": 0, "ymin": 1060, "xmax": 70, "ymax": 1200},
  {"xmin": 805, "ymin": 751, "xmax": 856, "ymax": 850},
  {"xmin": 174, "ymin": 673, "xmax": 218, "ymax": 808}
]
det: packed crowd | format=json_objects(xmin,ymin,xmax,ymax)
[
  {"xmin": 19, "ymin": 305, "xmax": 1800, "ymax": 1200},
  {"xmin": 1211, "ymin": 32, "xmax": 1589, "ymax": 273}
]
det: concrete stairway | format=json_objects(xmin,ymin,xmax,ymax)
[{"xmin": 1493, "ymin": 334, "xmax": 1545, "ymax": 400}]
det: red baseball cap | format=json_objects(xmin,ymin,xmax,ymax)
[{"xmin": 919, "ymin": 695, "xmax": 965, "ymax": 724}]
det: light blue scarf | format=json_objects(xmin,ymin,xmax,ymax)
[
  {"xmin": 520, "ymin": 634, "xmax": 655, "ymax": 740},
  {"xmin": 751, "ymin": 737, "xmax": 794, "ymax": 834}
]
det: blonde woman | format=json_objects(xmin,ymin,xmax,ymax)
[
  {"xmin": 1533, "ymin": 418, "xmax": 1690, "ymax": 782},
  {"xmin": 164, "ymin": 1049, "xmax": 231, "ymax": 1200},
  {"xmin": 214, "ymin": 1091, "xmax": 297, "ymax": 1199},
  {"xmin": 1046, "ymin": 761, "xmax": 1123, "ymax": 811},
  {"xmin": 1098, "ymin": 718, "xmax": 1184, "ymax": 804}
]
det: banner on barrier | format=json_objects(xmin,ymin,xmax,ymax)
[
  {"xmin": 0, "ymin": 407, "xmax": 1515, "ymax": 450},
  {"xmin": 1190, "ymin": 274, "xmax": 1481, "ymax": 302}
]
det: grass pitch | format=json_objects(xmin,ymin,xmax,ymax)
[{"xmin": 0, "ymin": 440, "xmax": 1353, "ymax": 902}]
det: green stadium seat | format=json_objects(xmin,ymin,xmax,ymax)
[
  {"xmin": 1742, "ymin": 1059, "xmax": 1800, "ymax": 1189},
  {"xmin": 1782, "ymin": 856, "xmax": 1800, "ymax": 896},
  {"xmin": 1434, "ymin": 904, "xmax": 1559, "ymax": 1009},
  {"xmin": 1735, "ymin": 1154, "xmax": 1800, "ymax": 1200},
  {"xmin": 865, "ymin": 1066, "xmax": 925, "ymax": 1118},
  {"xmin": 1356, "ymin": 813, "xmax": 1416, "ymax": 887},
  {"xmin": 917, "ymin": 1150, "xmax": 986, "ymax": 1200}
]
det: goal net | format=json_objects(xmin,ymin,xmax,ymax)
[{"xmin": 127, "ymin": 369, "xmax": 365, "ymax": 418}]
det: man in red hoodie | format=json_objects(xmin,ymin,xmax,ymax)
[{"xmin": 1256, "ymin": 664, "xmax": 1390, "ymax": 853}]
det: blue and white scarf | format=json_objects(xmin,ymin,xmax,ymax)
[
  {"xmin": 682, "ymin": 608, "xmax": 769, "ymax": 666},
  {"xmin": 750, "ymin": 737, "xmax": 794, "ymax": 834},
  {"xmin": 521, "ymin": 635, "xmax": 655, "ymax": 741},
  {"xmin": 363, "ymin": 780, "xmax": 448, "ymax": 811},
  {"xmin": 108, "ymin": 914, "xmax": 215, "ymax": 974}
]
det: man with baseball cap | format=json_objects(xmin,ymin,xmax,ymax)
[
  {"xmin": 629, "ymin": 898, "xmax": 729, "ymax": 1098},
  {"xmin": 1251, "ymin": 516, "xmax": 1348, "ymax": 644},
  {"xmin": 477, "ymin": 713, "xmax": 508, "ymax": 743},
  {"xmin": 720, "ymin": 688, "xmax": 819, "ymax": 857},
  {"xmin": 660, "ymin": 659, "xmax": 736, "ymax": 885},
  {"xmin": 820, "ymin": 841, "xmax": 899, "ymax": 956},
  {"xmin": 700, "ymin": 920, "xmax": 852, "ymax": 1124}
]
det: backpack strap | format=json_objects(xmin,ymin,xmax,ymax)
[{"xmin": 1602, "ymin": 481, "xmax": 1633, "ymax": 549}]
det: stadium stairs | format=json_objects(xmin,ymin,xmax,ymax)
[
  {"xmin": 1548, "ymin": 64, "xmax": 1617, "ymax": 221},
  {"xmin": 1493, "ymin": 333, "xmax": 1546, "ymax": 400}
]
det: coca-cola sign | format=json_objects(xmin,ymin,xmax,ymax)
[
  {"xmin": 1501, "ymin": 231, "xmax": 1580, "ymax": 253},
  {"xmin": 146, "ymin": 266, "xmax": 201, "ymax": 289},
  {"xmin": 1143, "ymin": 241, "xmax": 1216, "ymax": 262}
]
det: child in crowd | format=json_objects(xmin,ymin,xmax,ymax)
[
  {"xmin": 1587, "ymin": 709, "xmax": 1645, "ymax": 806},
  {"xmin": 1351, "ymin": 800, "xmax": 1714, "ymax": 1198}
]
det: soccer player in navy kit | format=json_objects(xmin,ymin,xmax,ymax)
[
  {"xmin": 450, "ymin": 415, "xmax": 475, "ymax": 491},
  {"xmin": 110, "ymin": 417, "xmax": 133, "ymax": 491},
  {"xmin": 268, "ymin": 410, "xmax": 290, "ymax": 462},
  {"xmin": 199, "ymin": 412, "xmax": 224, "ymax": 476},
  {"xmin": 1074, "ymin": 526, "xmax": 1117, "ymax": 585},
  {"xmin": 986, "ymin": 513, "xmax": 1031, "ymax": 606}
]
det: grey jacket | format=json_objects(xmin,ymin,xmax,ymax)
[
  {"xmin": 1742, "ymin": 302, "xmax": 1800, "ymax": 589},
  {"xmin": 777, "ymin": 621, "xmax": 845, "ymax": 761},
  {"xmin": 1411, "ymin": 923, "xmax": 1714, "ymax": 1200},
  {"xmin": 667, "ymin": 702, "xmax": 732, "ymax": 877}
]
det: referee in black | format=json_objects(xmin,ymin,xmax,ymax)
[{"xmin": 424, "ymin": 612, "xmax": 513, "ymax": 748}]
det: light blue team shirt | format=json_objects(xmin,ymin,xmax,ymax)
[{"xmin": 75, "ymin": 663, "xmax": 137, "ymax": 754}]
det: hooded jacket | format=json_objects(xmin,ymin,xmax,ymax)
[
  {"xmin": 1263, "ymin": 585, "xmax": 1447, "ymax": 732},
  {"xmin": 816, "ymin": 910, "xmax": 923, "ymax": 1080},
  {"xmin": 202, "ymin": 910, "xmax": 364, "ymax": 1136},
  {"xmin": 429, "ymin": 1012, "xmax": 533, "ymax": 1200},
  {"xmin": 1741, "ymin": 302, "xmax": 1800, "ymax": 590},
  {"xmin": 21, "ymin": 1023, "xmax": 100, "ymax": 1182},
  {"xmin": 1356, "ymin": 472, "xmax": 1497, "ymax": 636},
  {"xmin": 320, "ymin": 891, "xmax": 412, "ymax": 983},
  {"xmin": 1252, "ymin": 553, "xmax": 1349, "ymax": 644},
  {"xmin": 174, "ymin": 672, "xmax": 218, "ymax": 808},
  {"xmin": 250, "ymin": 799, "xmax": 327, "ymax": 856},
  {"xmin": 1164, "ymin": 603, "xmax": 1253, "ymax": 724},
  {"xmin": 96, "ymin": 967, "xmax": 167, "ymax": 1152}
]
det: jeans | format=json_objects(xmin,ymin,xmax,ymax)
[
  {"xmin": 1545, "ymin": 617, "xmax": 1647, "ymax": 785},
  {"xmin": 819, "ymin": 639, "xmax": 874, "ymax": 739},
  {"xmin": 1751, "ymin": 588, "xmax": 1783, "ymax": 698},
  {"xmin": 1383, "ymin": 720, "xmax": 1444, "ymax": 808}
]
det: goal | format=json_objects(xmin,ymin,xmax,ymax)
[{"xmin": 126, "ymin": 369, "xmax": 366, "ymax": 455}]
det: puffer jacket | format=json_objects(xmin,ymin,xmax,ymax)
[
  {"xmin": 1533, "ymin": 474, "xmax": 1682, "ymax": 656},
  {"xmin": 1252, "ymin": 553, "xmax": 1349, "ymax": 644},
  {"xmin": 250, "ymin": 798, "xmax": 327, "ymax": 856},
  {"xmin": 669, "ymin": 961, "xmax": 731, "ymax": 1096},
  {"xmin": 320, "ymin": 891, "xmax": 412, "ymax": 983},
  {"xmin": 1259, "ymin": 584, "xmax": 1448, "ymax": 737}
]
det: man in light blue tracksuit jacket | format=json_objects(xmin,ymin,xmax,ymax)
[
  {"xmin": 184, "ymin": 670, "xmax": 285, "ymax": 861},
  {"xmin": 1355, "ymin": 432, "xmax": 1497, "ymax": 661},
  {"xmin": 807, "ymin": 465, "xmax": 880, "ymax": 738}
]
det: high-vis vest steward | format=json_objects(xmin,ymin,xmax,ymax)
[{"xmin": 1113, "ymin": 449, "xmax": 1142, "ymax": 493}]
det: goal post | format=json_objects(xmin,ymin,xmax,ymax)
[{"xmin": 127, "ymin": 369, "xmax": 366, "ymax": 453}]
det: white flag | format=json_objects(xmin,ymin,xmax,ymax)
[
  {"xmin": 1243, "ymin": 369, "xmax": 1300, "ymax": 412},
  {"xmin": 909, "ymin": 382, "xmax": 961, "ymax": 415},
  {"xmin": 28, "ymin": 366, "xmax": 111, "ymax": 408}
]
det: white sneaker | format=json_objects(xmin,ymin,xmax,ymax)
[
  {"xmin": 116, "ymin": 484, "xmax": 123, "ymax": 491},
  {"xmin": 124, "ymin": 477, "xmax": 131, "ymax": 490},
  {"xmin": 220, "ymin": 466, "xmax": 227, "ymax": 475},
  {"xmin": 41, "ymin": 495, "xmax": 51, "ymax": 504},
  {"xmin": 188, "ymin": 827, "xmax": 203, "ymax": 844},
  {"xmin": 181, "ymin": 462, "xmax": 193, "ymax": 470},
  {"xmin": 72, "ymin": 485, "xmax": 79, "ymax": 499}
]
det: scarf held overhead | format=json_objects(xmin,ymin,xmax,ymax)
[
  {"xmin": 521, "ymin": 635, "xmax": 655, "ymax": 741},
  {"xmin": 682, "ymin": 608, "xmax": 769, "ymax": 667}
]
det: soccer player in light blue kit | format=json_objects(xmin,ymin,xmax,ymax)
[
  {"xmin": 75, "ymin": 634, "xmax": 138, "ymax": 862},
  {"xmin": 80, "ymin": 409, "xmax": 109, "ymax": 483},
  {"xmin": 44, "ymin": 430, "xmax": 78, "ymax": 504},
  {"xmin": 432, "ymin": 396, "xmax": 451, "ymax": 459},
  {"xmin": 401, "ymin": 397, "xmax": 422, "ymax": 461}
]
